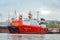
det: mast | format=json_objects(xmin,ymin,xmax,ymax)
[
  {"xmin": 37, "ymin": 11, "xmax": 39, "ymax": 22},
  {"xmin": 8, "ymin": 13, "xmax": 10, "ymax": 26},
  {"xmin": 28, "ymin": 11, "xmax": 32, "ymax": 19},
  {"xmin": 14, "ymin": 10, "xmax": 17, "ymax": 20},
  {"xmin": 0, "ymin": 13, "xmax": 2, "ymax": 20}
]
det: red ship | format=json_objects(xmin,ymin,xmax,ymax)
[{"xmin": 8, "ymin": 11, "xmax": 60, "ymax": 34}]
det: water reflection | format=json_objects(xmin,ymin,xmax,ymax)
[{"xmin": 0, "ymin": 34, "xmax": 60, "ymax": 40}]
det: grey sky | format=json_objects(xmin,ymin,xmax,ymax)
[{"xmin": 0, "ymin": 0, "xmax": 60, "ymax": 21}]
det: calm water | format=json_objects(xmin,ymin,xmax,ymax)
[{"xmin": 0, "ymin": 33, "xmax": 60, "ymax": 40}]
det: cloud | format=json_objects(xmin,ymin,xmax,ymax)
[{"xmin": 41, "ymin": 0, "xmax": 60, "ymax": 9}]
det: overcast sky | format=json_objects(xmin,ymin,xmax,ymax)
[{"xmin": 0, "ymin": 0, "xmax": 60, "ymax": 21}]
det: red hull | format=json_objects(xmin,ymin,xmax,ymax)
[{"xmin": 18, "ymin": 25, "xmax": 48, "ymax": 34}]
